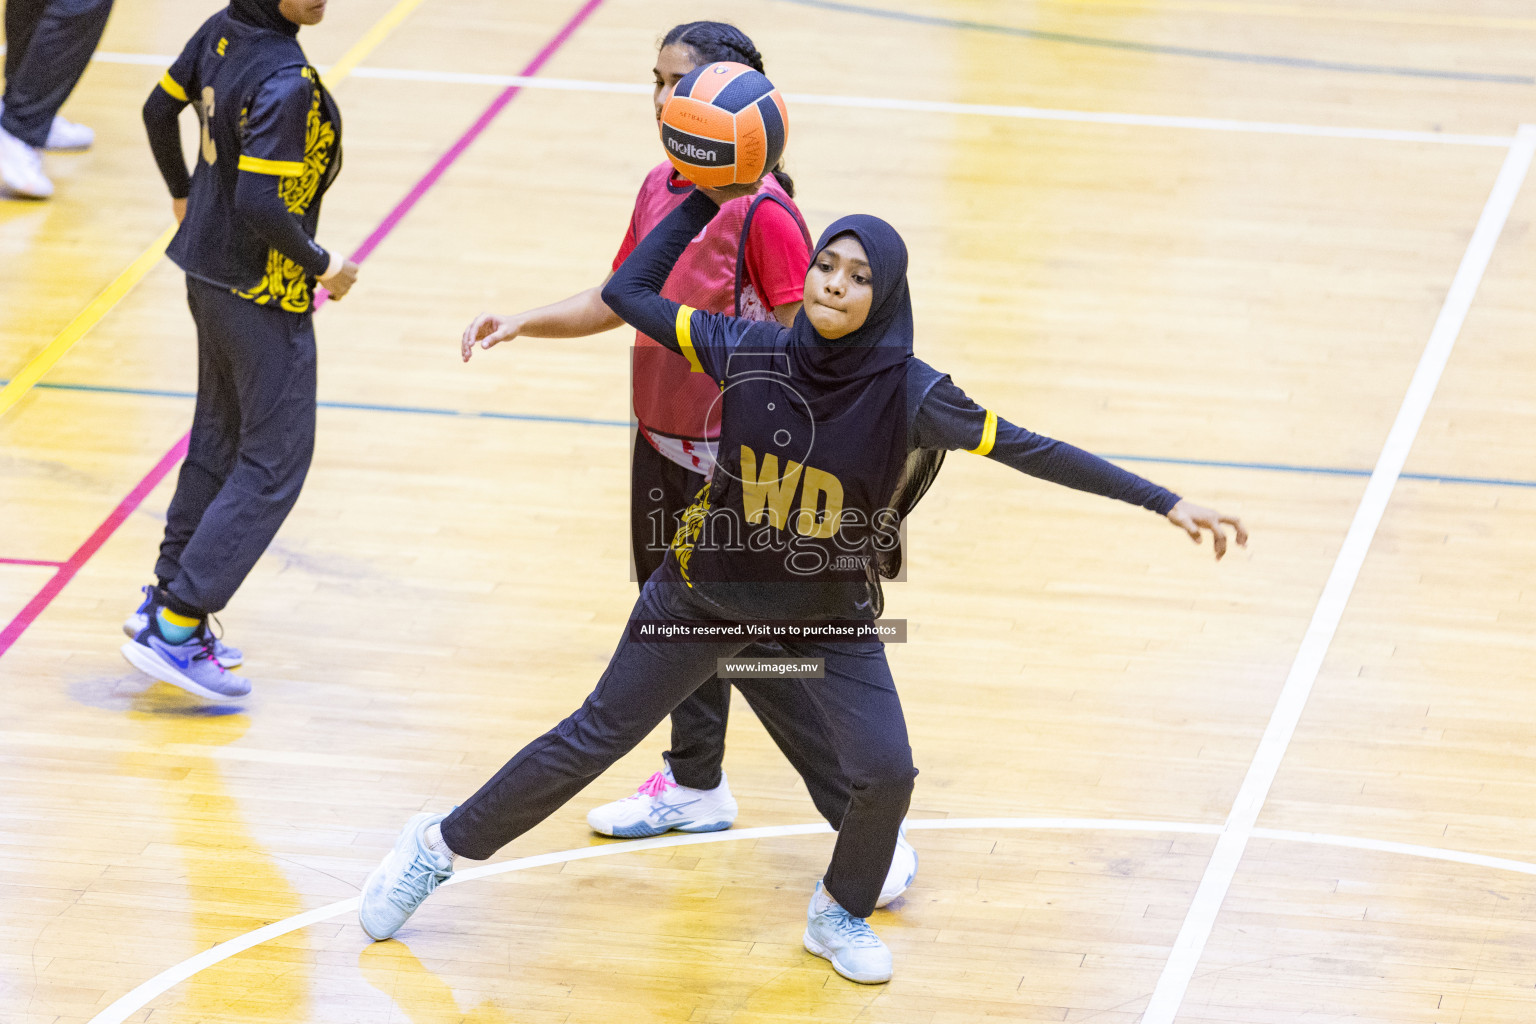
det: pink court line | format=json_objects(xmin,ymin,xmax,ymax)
[
  {"xmin": 316, "ymin": 0, "xmax": 607, "ymax": 306},
  {"xmin": 0, "ymin": 557, "xmax": 67, "ymax": 567},
  {"xmin": 0, "ymin": 0, "xmax": 607, "ymax": 662},
  {"xmin": 0, "ymin": 436, "xmax": 189, "ymax": 657}
]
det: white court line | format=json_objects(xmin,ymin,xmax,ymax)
[
  {"xmin": 82, "ymin": 51, "xmax": 1514, "ymax": 147},
  {"xmin": 85, "ymin": 815, "xmax": 1536, "ymax": 1024},
  {"xmin": 349, "ymin": 67, "xmax": 1516, "ymax": 147},
  {"xmin": 1251, "ymin": 829, "xmax": 1536, "ymax": 878},
  {"xmin": 1140, "ymin": 122, "xmax": 1536, "ymax": 1024}
]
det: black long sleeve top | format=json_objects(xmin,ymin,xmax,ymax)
[
  {"xmin": 143, "ymin": 72, "xmax": 331, "ymax": 279},
  {"xmin": 603, "ymin": 191, "xmax": 1181, "ymax": 517}
]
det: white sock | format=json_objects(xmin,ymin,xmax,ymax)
[
  {"xmin": 424, "ymin": 821, "xmax": 455, "ymax": 864},
  {"xmin": 811, "ymin": 882, "xmax": 837, "ymax": 916}
]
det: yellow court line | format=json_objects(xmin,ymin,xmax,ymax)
[
  {"xmin": 0, "ymin": 223, "xmax": 177, "ymax": 419},
  {"xmin": 1048, "ymin": 0, "xmax": 1536, "ymax": 32},
  {"xmin": 0, "ymin": 0, "xmax": 431, "ymax": 422},
  {"xmin": 323, "ymin": 0, "xmax": 430, "ymax": 87}
]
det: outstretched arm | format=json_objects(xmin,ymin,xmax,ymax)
[
  {"xmin": 462, "ymin": 279, "xmax": 624, "ymax": 361},
  {"xmin": 466, "ymin": 183, "xmax": 762, "ymax": 361},
  {"xmin": 913, "ymin": 370, "xmax": 1247, "ymax": 559}
]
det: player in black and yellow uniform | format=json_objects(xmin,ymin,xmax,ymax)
[{"xmin": 123, "ymin": 0, "xmax": 357, "ymax": 701}]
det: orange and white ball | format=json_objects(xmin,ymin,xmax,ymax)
[{"xmin": 658, "ymin": 62, "xmax": 788, "ymax": 189}]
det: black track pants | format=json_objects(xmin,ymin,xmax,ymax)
[
  {"xmin": 631, "ymin": 430, "xmax": 733, "ymax": 790},
  {"xmin": 2, "ymin": 0, "xmax": 114, "ymax": 148},
  {"xmin": 154, "ymin": 276, "xmax": 316, "ymax": 615},
  {"xmin": 629, "ymin": 432, "xmax": 852, "ymax": 820},
  {"xmin": 441, "ymin": 578, "xmax": 915, "ymax": 918}
]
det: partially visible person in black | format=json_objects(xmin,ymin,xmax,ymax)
[
  {"xmin": 121, "ymin": 0, "xmax": 358, "ymax": 702},
  {"xmin": 358, "ymin": 183, "xmax": 1247, "ymax": 986},
  {"xmin": 0, "ymin": 0, "xmax": 114, "ymax": 198}
]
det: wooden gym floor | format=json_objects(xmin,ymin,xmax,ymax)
[{"xmin": 3, "ymin": 0, "xmax": 1536, "ymax": 1021}]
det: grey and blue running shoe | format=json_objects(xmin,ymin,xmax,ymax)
[
  {"xmin": 359, "ymin": 812, "xmax": 453, "ymax": 941},
  {"xmin": 123, "ymin": 585, "xmax": 243, "ymax": 668},
  {"xmin": 120, "ymin": 622, "xmax": 251, "ymax": 701}
]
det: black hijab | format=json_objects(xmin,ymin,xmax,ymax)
[
  {"xmin": 788, "ymin": 215, "xmax": 913, "ymax": 419},
  {"xmin": 230, "ymin": 0, "xmax": 300, "ymax": 36}
]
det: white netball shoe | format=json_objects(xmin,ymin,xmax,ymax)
[
  {"xmin": 45, "ymin": 115, "xmax": 93, "ymax": 151},
  {"xmin": 876, "ymin": 825, "xmax": 917, "ymax": 908},
  {"xmin": 0, "ymin": 101, "xmax": 92, "ymax": 150},
  {"xmin": 586, "ymin": 766, "xmax": 738, "ymax": 838},
  {"xmin": 0, "ymin": 125, "xmax": 51, "ymax": 198}
]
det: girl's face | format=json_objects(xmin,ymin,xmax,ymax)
[
  {"xmin": 653, "ymin": 44, "xmax": 699, "ymax": 121},
  {"xmin": 278, "ymin": 0, "xmax": 327, "ymax": 25},
  {"xmin": 803, "ymin": 236, "xmax": 873, "ymax": 339}
]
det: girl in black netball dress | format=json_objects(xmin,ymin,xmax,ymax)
[{"xmin": 361, "ymin": 186, "xmax": 1245, "ymax": 985}]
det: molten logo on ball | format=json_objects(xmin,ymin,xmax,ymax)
[
  {"xmin": 661, "ymin": 125, "xmax": 734, "ymax": 168},
  {"xmin": 667, "ymin": 138, "xmax": 718, "ymax": 162}
]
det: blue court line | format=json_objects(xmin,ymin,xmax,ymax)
[
  {"xmin": 17, "ymin": 379, "xmax": 631, "ymax": 428},
  {"xmin": 11, "ymin": 377, "xmax": 1534, "ymax": 491},
  {"xmin": 769, "ymin": 0, "xmax": 1535, "ymax": 86}
]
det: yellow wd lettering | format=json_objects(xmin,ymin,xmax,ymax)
[
  {"xmin": 794, "ymin": 467, "xmax": 845, "ymax": 538},
  {"xmin": 217, "ymin": 37, "xmax": 228, "ymax": 55},
  {"xmin": 740, "ymin": 445, "xmax": 802, "ymax": 529}
]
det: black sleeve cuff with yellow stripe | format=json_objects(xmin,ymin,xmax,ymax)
[
  {"xmin": 911, "ymin": 374, "xmax": 1179, "ymax": 515},
  {"xmin": 157, "ymin": 71, "xmax": 189, "ymax": 103}
]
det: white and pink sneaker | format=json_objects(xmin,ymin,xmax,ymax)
[{"xmin": 586, "ymin": 766, "xmax": 739, "ymax": 838}]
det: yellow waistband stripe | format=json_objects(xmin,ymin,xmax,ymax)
[
  {"xmin": 158, "ymin": 71, "xmax": 188, "ymax": 102},
  {"xmin": 160, "ymin": 607, "xmax": 202, "ymax": 628},
  {"xmin": 237, "ymin": 155, "xmax": 306, "ymax": 177},
  {"xmin": 967, "ymin": 409, "xmax": 998, "ymax": 456},
  {"xmin": 675, "ymin": 304, "xmax": 703, "ymax": 373}
]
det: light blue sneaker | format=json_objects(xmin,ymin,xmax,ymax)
[
  {"xmin": 803, "ymin": 881, "xmax": 893, "ymax": 984},
  {"xmin": 359, "ymin": 812, "xmax": 453, "ymax": 941},
  {"xmin": 123, "ymin": 585, "xmax": 243, "ymax": 668},
  {"xmin": 120, "ymin": 625, "xmax": 251, "ymax": 701}
]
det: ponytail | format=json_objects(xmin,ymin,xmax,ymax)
[{"xmin": 661, "ymin": 20, "xmax": 795, "ymax": 197}]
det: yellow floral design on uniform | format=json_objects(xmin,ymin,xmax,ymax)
[
  {"xmin": 670, "ymin": 481, "xmax": 714, "ymax": 586},
  {"xmin": 237, "ymin": 70, "xmax": 336, "ymax": 314}
]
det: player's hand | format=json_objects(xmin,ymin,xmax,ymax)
[
  {"xmin": 172, "ymin": 197, "xmax": 187, "ymax": 224},
  {"xmin": 462, "ymin": 313, "xmax": 520, "ymax": 362},
  {"xmin": 1167, "ymin": 499, "xmax": 1248, "ymax": 561},
  {"xmin": 697, "ymin": 180, "xmax": 762, "ymax": 205},
  {"xmin": 320, "ymin": 260, "xmax": 360, "ymax": 301}
]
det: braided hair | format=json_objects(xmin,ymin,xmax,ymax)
[{"xmin": 661, "ymin": 21, "xmax": 795, "ymax": 197}]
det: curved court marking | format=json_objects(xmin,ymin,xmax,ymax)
[
  {"xmin": 768, "ymin": 0, "xmax": 1536, "ymax": 84},
  {"xmin": 85, "ymin": 815, "xmax": 1536, "ymax": 1024}
]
